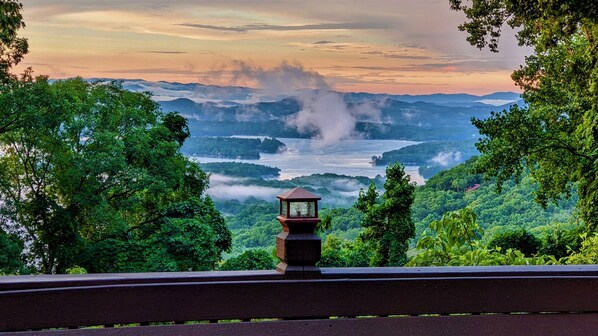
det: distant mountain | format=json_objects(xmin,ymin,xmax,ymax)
[
  {"xmin": 82, "ymin": 78, "xmax": 523, "ymax": 141},
  {"xmin": 343, "ymin": 91, "xmax": 521, "ymax": 107},
  {"xmin": 96, "ymin": 78, "xmax": 520, "ymax": 107}
]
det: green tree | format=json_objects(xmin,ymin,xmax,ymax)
[
  {"xmin": 0, "ymin": 0, "xmax": 28, "ymax": 135},
  {"xmin": 0, "ymin": 227, "xmax": 25, "ymax": 274},
  {"xmin": 0, "ymin": 0, "xmax": 27, "ymax": 82},
  {"xmin": 408, "ymin": 208, "xmax": 554, "ymax": 266},
  {"xmin": 220, "ymin": 249, "xmax": 275, "ymax": 271},
  {"xmin": 538, "ymin": 224, "xmax": 583, "ymax": 259},
  {"xmin": 355, "ymin": 163, "xmax": 415, "ymax": 266},
  {"xmin": 565, "ymin": 232, "xmax": 598, "ymax": 264},
  {"xmin": 487, "ymin": 228, "xmax": 541, "ymax": 257},
  {"xmin": 450, "ymin": 0, "xmax": 598, "ymax": 230},
  {"xmin": 0, "ymin": 77, "xmax": 231, "ymax": 273}
]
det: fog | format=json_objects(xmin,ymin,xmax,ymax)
[{"xmin": 229, "ymin": 60, "xmax": 381, "ymax": 146}]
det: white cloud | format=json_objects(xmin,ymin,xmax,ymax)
[
  {"xmin": 229, "ymin": 60, "xmax": 381, "ymax": 146},
  {"xmin": 430, "ymin": 151, "xmax": 462, "ymax": 167}
]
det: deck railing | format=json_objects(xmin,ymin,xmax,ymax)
[
  {"xmin": 3, "ymin": 190, "xmax": 598, "ymax": 335},
  {"xmin": 2, "ymin": 265, "xmax": 598, "ymax": 335}
]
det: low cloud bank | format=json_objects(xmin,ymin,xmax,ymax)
[
  {"xmin": 229, "ymin": 60, "xmax": 381, "ymax": 146},
  {"xmin": 430, "ymin": 151, "xmax": 462, "ymax": 167},
  {"xmin": 207, "ymin": 174, "xmax": 283, "ymax": 201}
]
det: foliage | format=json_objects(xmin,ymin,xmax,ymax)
[
  {"xmin": 225, "ymin": 201, "xmax": 279, "ymax": 255},
  {"xmin": 201, "ymin": 162, "xmax": 280, "ymax": 179},
  {"xmin": 355, "ymin": 163, "xmax": 415, "ymax": 266},
  {"xmin": 422, "ymin": 157, "xmax": 483, "ymax": 191},
  {"xmin": 565, "ymin": 232, "xmax": 598, "ymax": 264},
  {"xmin": 65, "ymin": 266, "xmax": 87, "ymax": 274},
  {"xmin": 371, "ymin": 141, "xmax": 477, "ymax": 166},
  {"xmin": 258, "ymin": 137, "xmax": 286, "ymax": 153},
  {"xmin": 418, "ymin": 165, "xmax": 447, "ymax": 179},
  {"xmin": 220, "ymin": 249, "xmax": 275, "ymax": 271},
  {"xmin": 0, "ymin": 77, "xmax": 230, "ymax": 273},
  {"xmin": 450, "ymin": 0, "xmax": 598, "ymax": 230},
  {"xmin": 0, "ymin": 0, "xmax": 27, "ymax": 83},
  {"xmin": 408, "ymin": 208, "xmax": 556, "ymax": 266},
  {"xmin": 409, "ymin": 208, "xmax": 483, "ymax": 266},
  {"xmin": 412, "ymin": 158, "xmax": 577, "ymax": 239},
  {"xmin": 182, "ymin": 136, "xmax": 262, "ymax": 159},
  {"xmin": 0, "ymin": 227, "xmax": 25, "ymax": 274},
  {"xmin": 181, "ymin": 137, "xmax": 286, "ymax": 159},
  {"xmin": 318, "ymin": 207, "xmax": 364, "ymax": 241},
  {"xmin": 537, "ymin": 224, "xmax": 583, "ymax": 259},
  {"xmin": 81, "ymin": 199, "xmax": 230, "ymax": 273},
  {"xmin": 487, "ymin": 228, "xmax": 541, "ymax": 257},
  {"xmin": 318, "ymin": 235, "xmax": 373, "ymax": 268}
]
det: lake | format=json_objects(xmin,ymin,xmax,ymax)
[{"xmin": 189, "ymin": 138, "xmax": 425, "ymax": 184}]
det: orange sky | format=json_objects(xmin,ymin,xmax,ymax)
[{"xmin": 16, "ymin": 0, "xmax": 530, "ymax": 95}]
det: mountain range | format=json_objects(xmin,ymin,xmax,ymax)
[{"xmin": 91, "ymin": 78, "xmax": 523, "ymax": 141}]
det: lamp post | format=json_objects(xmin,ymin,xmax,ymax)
[{"xmin": 275, "ymin": 187, "xmax": 322, "ymax": 279}]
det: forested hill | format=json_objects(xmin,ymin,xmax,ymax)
[
  {"xmin": 223, "ymin": 157, "xmax": 578, "ymax": 256},
  {"xmin": 411, "ymin": 158, "xmax": 577, "ymax": 238}
]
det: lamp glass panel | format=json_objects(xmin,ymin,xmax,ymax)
[
  {"xmin": 280, "ymin": 200, "xmax": 287, "ymax": 216},
  {"xmin": 289, "ymin": 201, "xmax": 316, "ymax": 217}
]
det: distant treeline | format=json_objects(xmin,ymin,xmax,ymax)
[
  {"xmin": 181, "ymin": 137, "xmax": 286, "ymax": 159},
  {"xmin": 201, "ymin": 162, "xmax": 281, "ymax": 179},
  {"xmin": 372, "ymin": 141, "xmax": 478, "ymax": 167}
]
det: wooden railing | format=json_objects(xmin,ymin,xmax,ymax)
[{"xmin": 2, "ymin": 265, "xmax": 598, "ymax": 335}]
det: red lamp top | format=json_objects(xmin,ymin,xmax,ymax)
[{"xmin": 277, "ymin": 187, "xmax": 321, "ymax": 201}]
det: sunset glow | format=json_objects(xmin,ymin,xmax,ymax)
[{"xmin": 18, "ymin": 0, "xmax": 530, "ymax": 95}]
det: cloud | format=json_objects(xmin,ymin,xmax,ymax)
[
  {"xmin": 208, "ymin": 184, "xmax": 283, "ymax": 200},
  {"xmin": 430, "ymin": 151, "xmax": 462, "ymax": 167},
  {"xmin": 228, "ymin": 60, "xmax": 381, "ymax": 146},
  {"xmin": 141, "ymin": 50, "xmax": 188, "ymax": 54},
  {"xmin": 313, "ymin": 40, "xmax": 335, "ymax": 44},
  {"xmin": 230, "ymin": 60, "xmax": 328, "ymax": 94},
  {"xmin": 206, "ymin": 174, "xmax": 283, "ymax": 200},
  {"xmin": 178, "ymin": 22, "xmax": 389, "ymax": 33}
]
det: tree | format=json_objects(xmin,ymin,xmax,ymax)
[
  {"xmin": 0, "ymin": 227, "xmax": 25, "ymax": 274},
  {"xmin": 220, "ymin": 249, "xmax": 275, "ymax": 271},
  {"xmin": 450, "ymin": 0, "xmax": 598, "ymax": 230},
  {"xmin": 407, "ymin": 208, "xmax": 555, "ymax": 266},
  {"xmin": 355, "ymin": 163, "xmax": 415, "ymax": 266},
  {"xmin": 0, "ymin": 0, "xmax": 27, "ymax": 82},
  {"xmin": 0, "ymin": 77, "xmax": 231, "ymax": 273},
  {"xmin": 565, "ymin": 232, "xmax": 598, "ymax": 264},
  {"xmin": 487, "ymin": 228, "xmax": 541, "ymax": 257},
  {"xmin": 0, "ymin": 0, "xmax": 28, "ymax": 134}
]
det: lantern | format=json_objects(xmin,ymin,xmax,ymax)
[{"xmin": 275, "ymin": 187, "xmax": 322, "ymax": 279}]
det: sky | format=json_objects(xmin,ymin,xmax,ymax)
[{"xmin": 16, "ymin": 0, "xmax": 531, "ymax": 95}]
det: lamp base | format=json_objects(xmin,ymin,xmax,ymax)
[{"xmin": 276, "ymin": 263, "xmax": 321, "ymax": 279}]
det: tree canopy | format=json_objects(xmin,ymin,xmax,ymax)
[
  {"xmin": 0, "ymin": 0, "xmax": 28, "ymax": 136},
  {"xmin": 355, "ymin": 163, "xmax": 416, "ymax": 266},
  {"xmin": 0, "ymin": 0, "xmax": 27, "ymax": 82},
  {"xmin": 0, "ymin": 77, "xmax": 231, "ymax": 273},
  {"xmin": 450, "ymin": 0, "xmax": 598, "ymax": 230}
]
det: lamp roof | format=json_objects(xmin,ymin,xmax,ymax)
[{"xmin": 277, "ymin": 187, "xmax": 321, "ymax": 201}]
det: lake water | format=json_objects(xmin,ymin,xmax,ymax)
[{"xmin": 189, "ymin": 138, "xmax": 425, "ymax": 184}]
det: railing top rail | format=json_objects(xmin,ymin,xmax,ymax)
[
  {"xmin": 2, "ymin": 265, "xmax": 598, "ymax": 291},
  {"xmin": 322, "ymin": 264, "xmax": 598, "ymax": 278},
  {"xmin": 0, "ymin": 270, "xmax": 283, "ymax": 290}
]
